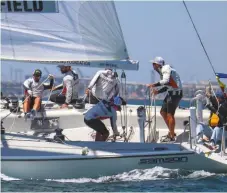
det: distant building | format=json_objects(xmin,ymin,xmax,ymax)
[{"xmin": 1, "ymin": 75, "xmax": 223, "ymax": 100}]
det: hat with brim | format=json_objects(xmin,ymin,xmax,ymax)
[
  {"xmin": 149, "ymin": 56, "xmax": 165, "ymax": 66},
  {"xmin": 33, "ymin": 69, "xmax": 42, "ymax": 76}
]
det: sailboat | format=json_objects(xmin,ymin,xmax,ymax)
[
  {"xmin": 0, "ymin": 0, "xmax": 188, "ymax": 135},
  {"xmin": 1, "ymin": 1, "xmax": 227, "ymax": 179}
]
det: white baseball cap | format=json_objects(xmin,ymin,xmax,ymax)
[{"xmin": 150, "ymin": 56, "xmax": 165, "ymax": 66}]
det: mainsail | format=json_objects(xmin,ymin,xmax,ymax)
[{"xmin": 1, "ymin": 1, "xmax": 139, "ymax": 70}]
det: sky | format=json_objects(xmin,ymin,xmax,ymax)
[{"xmin": 1, "ymin": 1, "xmax": 227, "ymax": 84}]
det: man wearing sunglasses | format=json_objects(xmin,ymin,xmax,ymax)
[
  {"xmin": 23, "ymin": 69, "xmax": 54, "ymax": 119},
  {"xmin": 147, "ymin": 57, "xmax": 183, "ymax": 142}
]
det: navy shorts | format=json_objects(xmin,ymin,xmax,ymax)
[
  {"xmin": 161, "ymin": 93, "xmax": 182, "ymax": 115},
  {"xmin": 84, "ymin": 118, "xmax": 109, "ymax": 135}
]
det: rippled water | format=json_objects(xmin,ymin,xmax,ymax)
[{"xmin": 2, "ymin": 167, "xmax": 227, "ymax": 192}]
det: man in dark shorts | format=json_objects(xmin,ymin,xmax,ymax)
[
  {"xmin": 50, "ymin": 65, "xmax": 79, "ymax": 108},
  {"xmin": 84, "ymin": 96, "xmax": 126, "ymax": 141},
  {"xmin": 147, "ymin": 56, "xmax": 183, "ymax": 142}
]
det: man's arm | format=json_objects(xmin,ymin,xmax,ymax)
[
  {"xmin": 114, "ymin": 81, "xmax": 120, "ymax": 97},
  {"xmin": 152, "ymin": 72, "xmax": 169, "ymax": 93},
  {"xmin": 64, "ymin": 78, "xmax": 73, "ymax": 104},
  {"xmin": 205, "ymin": 96, "xmax": 219, "ymax": 113},
  {"xmin": 209, "ymin": 96, "xmax": 219, "ymax": 110},
  {"xmin": 157, "ymin": 86, "xmax": 169, "ymax": 94},
  {"xmin": 23, "ymin": 78, "xmax": 33, "ymax": 95},
  {"xmin": 148, "ymin": 66, "xmax": 171, "ymax": 91},
  {"xmin": 217, "ymin": 102, "xmax": 227, "ymax": 123},
  {"xmin": 43, "ymin": 79, "xmax": 54, "ymax": 90},
  {"xmin": 88, "ymin": 70, "xmax": 105, "ymax": 89},
  {"xmin": 23, "ymin": 78, "xmax": 32, "ymax": 90},
  {"xmin": 53, "ymin": 83, "xmax": 63, "ymax": 91},
  {"xmin": 153, "ymin": 65, "xmax": 171, "ymax": 87}
]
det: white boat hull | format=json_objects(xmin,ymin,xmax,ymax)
[
  {"xmin": 2, "ymin": 104, "xmax": 225, "ymax": 180},
  {"xmin": 2, "ymin": 152, "xmax": 196, "ymax": 179},
  {"xmin": 2, "ymin": 133, "xmax": 227, "ymax": 179}
]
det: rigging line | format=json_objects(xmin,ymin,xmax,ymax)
[
  {"xmin": 120, "ymin": 70, "xmax": 128, "ymax": 140},
  {"xmin": 182, "ymin": 1, "xmax": 216, "ymax": 75},
  {"xmin": 4, "ymin": 14, "xmax": 15, "ymax": 59},
  {"xmin": 118, "ymin": 76, "xmax": 124, "ymax": 128},
  {"xmin": 121, "ymin": 71, "xmax": 127, "ymax": 127},
  {"xmin": 144, "ymin": 88, "xmax": 152, "ymax": 117}
]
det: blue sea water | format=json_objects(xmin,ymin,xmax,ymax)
[
  {"xmin": 1, "ymin": 167, "xmax": 227, "ymax": 192},
  {"xmin": 127, "ymin": 99, "xmax": 190, "ymax": 108},
  {"xmin": 42, "ymin": 96, "xmax": 191, "ymax": 109}
]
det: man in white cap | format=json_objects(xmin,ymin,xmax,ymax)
[{"xmin": 147, "ymin": 56, "xmax": 183, "ymax": 142}]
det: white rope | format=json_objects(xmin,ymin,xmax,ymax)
[
  {"xmin": 43, "ymin": 77, "xmax": 55, "ymax": 109},
  {"xmin": 146, "ymin": 90, "xmax": 156, "ymax": 143}
]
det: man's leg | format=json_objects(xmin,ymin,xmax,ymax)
[
  {"xmin": 202, "ymin": 124, "xmax": 213, "ymax": 141},
  {"xmin": 166, "ymin": 113, "xmax": 175, "ymax": 139},
  {"xmin": 84, "ymin": 118, "xmax": 109, "ymax": 141},
  {"xmin": 50, "ymin": 93, "xmax": 66, "ymax": 105},
  {"xmin": 211, "ymin": 127, "xmax": 223, "ymax": 145},
  {"xmin": 196, "ymin": 124, "xmax": 204, "ymax": 140},
  {"xmin": 196, "ymin": 124, "xmax": 212, "ymax": 141},
  {"xmin": 165, "ymin": 95, "xmax": 182, "ymax": 139},
  {"xmin": 160, "ymin": 110, "xmax": 169, "ymax": 128},
  {"xmin": 160, "ymin": 98, "xmax": 170, "ymax": 130},
  {"xmin": 160, "ymin": 97, "xmax": 176, "ymax": 137},
  {"xmin": 33, "ymin": 97, "xmax": 41, "ymax": 111},
  {"xmin": 29, "ymin": 97, "xmax": 42, "ymax": 119},
  {"xmin": 23, "ymin": 96, "xmax": 31, "ymax": 113},
  {"xmin": 95, "ymin": 132, "xmax": 103, "ymax": 141}
]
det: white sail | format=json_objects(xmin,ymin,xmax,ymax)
[{"xmin": 1, "ymin": 0, "xmax": 139, "ymax": 70}]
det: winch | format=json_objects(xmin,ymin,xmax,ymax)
[
  {"xmin": 8, "ymin": 96, "xmax": 20, "ymax": 113},
  {"xmin": 54, "ymin": 128, "xmax": 65, "ymax": 142},
  {"xmin": 1, "ymin": 93, "xmax": 20, "ymax": 112}
]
